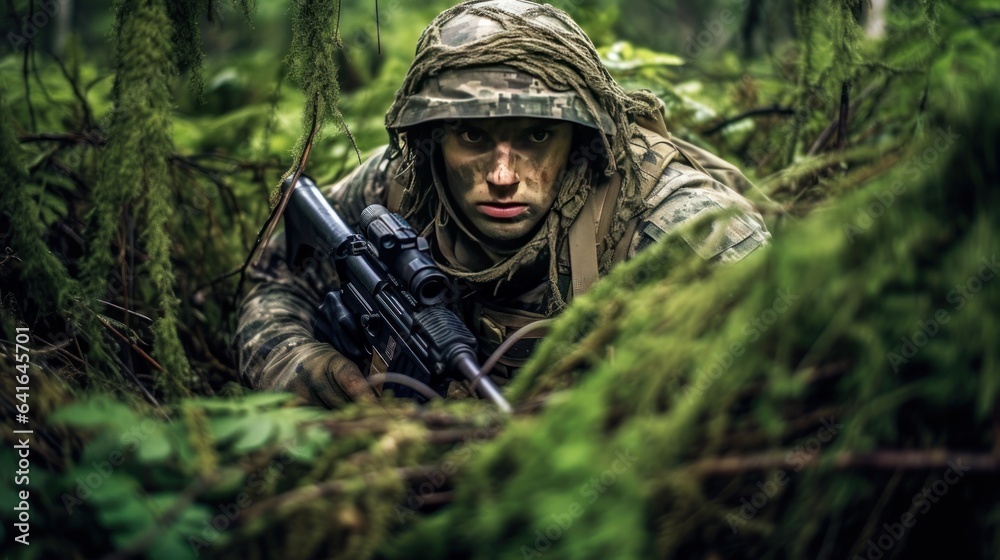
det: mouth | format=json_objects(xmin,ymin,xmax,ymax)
[{"xmin": 476, "ymin": 202, "xmax": 529, "ymax": 219}]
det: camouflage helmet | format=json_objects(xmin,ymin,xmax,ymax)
[{"xmin": 386, "ymin": 0, "xmax": 616, "ymax": 133}]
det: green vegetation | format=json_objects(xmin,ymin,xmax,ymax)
[{"xmin": 0, "ymin": 0, "xmax": 997, "ymax": 558}]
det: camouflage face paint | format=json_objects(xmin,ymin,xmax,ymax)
[{"xmin": 441, "ymin": 117, "xmax": 573, "ymax": 245}]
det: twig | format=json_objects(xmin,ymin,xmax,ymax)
[
  {"xmin": 169, "ymin": 153, "xmax": 255, "ymax": 251},
  {"xmin": 51, "ymin": 52, "xmax": 96, "ymax": 128},
  {"xmin": 96, "ymin": 299, "xmax": 153, "ymax": 323},
  {"xmin": 49, "ymin": 158, "xmax": 91, "ymax": 193},
  {"xmin": 0, "ymin": 247, "xmax": 21, "ymax": 265},
  {"xmin": 21, "ymin": 15, "xmax": 36, "ymax": 132},
  {"xmin": 701, "ymin": 106, "xmax": 796, "ymax": 136},
  {"xmin": 850, "ymin": 469, "xmax": 905, "ymax": 559},
  {"xmin": 687, "ymin": 449, "xmax": 1000, "ymax": 476},
  {"xmin": 762, "ymin": 145, "xmax": 886, "ymax": 196},
  {"xmin": 807, "ymin": 81, "xmax": 879, "ymax": 156},
  {"xmin": 19, "ymin": 132, "xmax": 107, "ymax": 146},
  {"xmin": 95, "ymin": 315, "xmax": 159, "ymax": 370},
  {"xmin": 105, "ymin": 348, "xmax": 156, "ymax": 406},
  {"xmin": 193, "ymin": 266, "xmax": 243, "ymax": 295},
  {"xmin": 94, "ymin": 317, "xmax": 164, "ymax": 411},
  {"xmin": 233, "ymin": 101, "xmax": 321, "ymax": 309},
  {"xmin": 836, "ymin": 81, "xmax": 850, "ymax": 150},
  {"xmin": 118, "ymin": 207, "xmax": 131, "ymax": 329},
  {"xmin": 239, "ymin": 465, "xmax": 441, "ymax": 523},
  {"xmin": 255, "ymin": 102, "xmax": 321, "ymax": 267},
  {"xmin": 419, "ymin": 491, "xmax": 454, "ymax": 506}
]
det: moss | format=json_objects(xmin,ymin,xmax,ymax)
[
  {"xmin": 4, "ymin": 1, "xmax": 999, "ymax": 558},
  {"xmin": 384, "ymin": 68, "xmax": 1000, "ymax": 559},
  {"xmin": 78, "ymin": 0, "xmax": 193, "ymax": 395},
  {"xmin": 0, "ymin": 93, "xmax": 78, "ymax": 314},
  {"xmin": 281, "ymin": 0, "xmax": 353, "ymax": 198}
]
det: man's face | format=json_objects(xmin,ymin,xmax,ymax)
[{"xmin": 440, "ymin": 117, "xmax": 573, "ymax": 246}]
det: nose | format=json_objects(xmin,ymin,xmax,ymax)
[{"xmin": 487, "ymin": 143, "xmax": 520, "ymax": 189}]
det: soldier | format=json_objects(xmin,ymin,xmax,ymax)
[{"xmin": 235, "ymin": 0, "xmax": 771, "ymax": 407}]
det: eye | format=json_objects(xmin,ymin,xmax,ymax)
[
  {"xmin": 528, "ymin": 130, "xmax": 551, "ymax": 143},
  {"xmin": 459, "ymin": 129, "xmax": 484, "ymax": 143}
]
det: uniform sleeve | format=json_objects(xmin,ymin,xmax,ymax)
[
  {"xmin": 233, "ymin": 147, "xmax": 393, "ymax": 406},
  {"xmin": 628, "ymin": 161, "xmax": 771, "ymax": 263}
]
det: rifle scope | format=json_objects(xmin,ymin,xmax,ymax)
[{"xmin": 359, "ymin": 205, "xmax": 449, "ymax": 306}]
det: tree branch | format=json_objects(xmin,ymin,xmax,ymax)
[
  {"xmin": 701, "ymin": 106, "xmax": 796, "ymax": 136},
  {"xmin": 687, "ymin": 449, "xmax": 999, "ymax": 476}
]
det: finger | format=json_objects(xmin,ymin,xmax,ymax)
[{"xmin": 326, "ymin": 355, "xmax": 379, "ymax": 405}]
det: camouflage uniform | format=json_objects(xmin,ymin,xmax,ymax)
[{"xmin": 235, "ymin": 0, "xmax": 771, "ymax": 407}]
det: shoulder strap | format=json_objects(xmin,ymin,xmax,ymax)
[
  {"xmin": 567, "ymin": 179, "xmax": 605, "ymax": 298},
  {"xmin": 567, "ymin": 126, "xmax": 682, "ymax": 299},
  {"xmin": 606, "ymin": 126, "xmax": 680, "ymax": 265},
  {"xmin": 596, "ymin": 171, "xmax": 621, "ymax": 247}
]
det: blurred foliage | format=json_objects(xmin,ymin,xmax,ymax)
[{"xmin": 0, "ymin": 0, "xmax": 998, "ymax": 558}]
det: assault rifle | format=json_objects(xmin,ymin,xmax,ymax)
[{"xmin": 282, "ymin": 176, "xmax": 512, "ymax": 413}]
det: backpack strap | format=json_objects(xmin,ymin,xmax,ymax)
[
  {"xmin": 596, "ymin": 171, "xmax": 621, "ymax": 249},
  {"xmin": 567, "ymin": 178, "xmax": 607, "ymax": 298},
  {"xmin": 566, "ymin": 126, "xmax": 681, "ymax": 299},
  {"xmin": 607, "ymin": 127, "xmax": 680, "ymax": 266}
]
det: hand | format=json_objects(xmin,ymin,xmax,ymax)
[
  {"xmin": 314, "ymin": 291, "xmax": 367, "ymax": 363},
  {"xmin": 260, "ymin": 341, "xmax": 378, "ymax": 408},
  {"xmin": 315, "ymin": 348, "xmax": 379, "ymax": 407}
]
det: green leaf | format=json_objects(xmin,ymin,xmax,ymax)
[
  {"xmin": 599, "ymin": 41, "xmax": 685, "ymax": 71},
  {"xmin": 231, "ymin": 416, "xmax": 277, "ymax": 454},
  {"xmin": 194, "ymin": 392, "xmax": 294, "ymax": 413},
  {"xmin": 151, "ymin": 531, "xmax": 201, "ymax": 560},
  {"xmin": 136, "ymin": 425, "xmax": 173, "ymax": 463},
  {"xmin": 209, "ymin": 415, "xmax": 255, "ymax": 443},
  {"xmin": 88, "ymin": 475, "xmax": 153, "ymax": 548},
  {"xmin": 50, "ymin": 397, "xmax": 139, "ymax": 429},
  {"xmin": 147, "ymin": 495, "xmax": 211, "ymax": 560},
  {"xmin": 285, "ymin": 424, "xmax": 333, "ymax": 461}
]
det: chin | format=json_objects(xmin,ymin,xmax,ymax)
[
  {"xmin": 480, "ymin": 226, "xmax": 531, "ymax": 243},
  {"xmin": 474, "ymin": 220, "xmax": 543, "ymax": 248}
]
